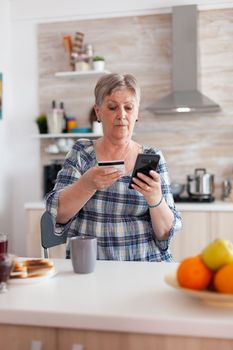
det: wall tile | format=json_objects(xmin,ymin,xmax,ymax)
[{"xmin": 38, "ymin": 9, "xmax": 233, "ymax": 199}]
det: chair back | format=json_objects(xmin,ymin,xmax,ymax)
[{"xmin": 40, "ymin": 211, "xmax": 67, "ymax": 258}]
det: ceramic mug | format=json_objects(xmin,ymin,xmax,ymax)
[{"xmin": 70, "ymin": 235, "xmax": 97, "ymax": 274}]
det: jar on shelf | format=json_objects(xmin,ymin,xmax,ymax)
[{"xmin": 67, "ymin": 116, "xmax": 77, "ymax": 132}]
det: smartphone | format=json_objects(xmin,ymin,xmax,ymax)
[{"xmin": 129, "ymin": 153, "xmax": 160, "ymax": 189}]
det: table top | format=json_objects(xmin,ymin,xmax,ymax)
[{"xmin": 0, "ymin": 260, "xmax": 233, "ymax": 338}]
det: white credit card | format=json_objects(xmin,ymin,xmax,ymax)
[{"xmin": 98, "ymin": 160, "xmax": 125, "ymax": 172}]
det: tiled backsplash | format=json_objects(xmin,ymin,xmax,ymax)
[{"xmin": 38, "ymin": 9, "xmax": 233, "ymax": 199}]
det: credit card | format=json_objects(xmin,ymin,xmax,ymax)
[{"xmin": 98, "ymin": 160, "xmax": 125, "ymax": 172}]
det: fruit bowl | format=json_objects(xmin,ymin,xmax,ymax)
[{"xmin": 165, "ymin": 271, "xmax": 233, "ymax": 307}]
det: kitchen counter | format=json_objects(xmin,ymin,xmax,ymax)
[
  {"xmin": 0, "ymin": 260, "xmax": 232, "ymax": 340},
  {"xmin": 24, "ymin": 200, "xmax": 233, "ymax": 212}
]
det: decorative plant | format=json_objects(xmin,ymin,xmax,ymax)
[
  {"xmin": 35, "ymin": 113, "xmax": 48, "ymax": 134},
  {"xmin": 93, "ymin": 55, "xmax": 105, "ymax": 62}
]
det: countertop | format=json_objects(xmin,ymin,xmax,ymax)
[
  {"xmin": 24, "ymin": 200, "xmax": 233, "ymax": 211},
  {"xmin": 0, "ymin": 260, "xmax": 232, "ymax": 338}
]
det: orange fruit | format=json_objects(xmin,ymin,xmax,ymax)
[
  {"xmin": 177, "ymin": 256, "xmax": 213, "ymax": 290},
  {"xmin": 214, "ymin": 262, "xmax": 233, "ymax": 294}
]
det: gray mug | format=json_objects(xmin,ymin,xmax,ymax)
[{"xmin": 70, "ymin": 235, "xmax": 97, "ymax": 274}]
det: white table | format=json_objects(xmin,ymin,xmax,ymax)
[{"xmin": 0, "ymin": 260, "xmax": 232, "ymax": 340}]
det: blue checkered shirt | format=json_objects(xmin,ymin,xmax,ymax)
[{"xmin": 46, "ymin": 139, "xmax": 182, "ymax": 261}]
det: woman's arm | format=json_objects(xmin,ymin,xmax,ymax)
[
  {"xmin": 57, "ymin": 166, "xmax": 122, "ymax": 223},
  {"xmin": 130, "ymin": 151, "xmax": 181, "ymax": 241}
]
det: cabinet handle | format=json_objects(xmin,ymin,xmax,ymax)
[
  {"xmin": 72, "ymin": 344, "xmax": 84, "ymax": 350},
  {"xmin": 30, "ymin": 340, "xmax": 43, "ymax": 350}
]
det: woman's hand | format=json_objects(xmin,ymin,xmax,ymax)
[
  {"xmin": 82, "ymin": 166, "xmax": 123, "ymax": 191},
  {"xmin": 131, "ymin": 170, "xmax": 162, "ymax": 205}
]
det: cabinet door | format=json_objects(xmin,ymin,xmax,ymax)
[
  {"xmin": 58, "ymin": 329, "xmax": 233, "ymax": 350},
  {"xmin": 26, "ymin": 208, "xmax": 66, "ymax": 258},
  {"xmin": 210, "ymin": 212, "xmax": 233, "ymax": 241},
  {"xmin": 170, "ymin": 211, "xmax": 211, "ymax": 262},
  {"xmin": 0, "ymin": 325, "xmax": 57, "ymax": 350},
  {"xmin": 58, "ymin": 329, "xmax": 126, "ymax": 350},
  {"xmin": 26, "ymin": 209, "xmax": 44, "ymax": 257}
]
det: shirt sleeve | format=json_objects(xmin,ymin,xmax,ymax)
[
  {"xmin": 45, "ymin": 142, "xmax": 83, "ymax": 236},
  {"xmin": 150, "ymin": 149, "xmax": 182, "ymax": 252}
]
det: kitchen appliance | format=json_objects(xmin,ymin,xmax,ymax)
[
  {"xmin": 187, "ymin": 168, "xmax": 214, "ymax": 199},
  {"xmin": 43, "ymin": 162, "xmax": 62, "ymax": 196},
  {"xmin": 222, "ymin": 179, "xmax": 232, "ymax": 201},
  {"xmin": 149, "ymin": 5, "xmax": 220, "ymax": 114},
  {"xmin": 175, "ymin": 195, "xmax": 215, "ymax": 203}
]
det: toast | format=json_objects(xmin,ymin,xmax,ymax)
[
  {"xmin": 10, "ymin": 261, "xmax": 28, "ymax": 279},
  {"xmin": 10, "ymin": 259, "xmax": 54, "ymax": 279}
]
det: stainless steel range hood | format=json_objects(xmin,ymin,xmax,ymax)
[{"xmin": 150, "ymin": 5, "xmax": 220, "ymax": 114}]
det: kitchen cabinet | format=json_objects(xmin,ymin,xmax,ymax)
[
  {"xmin": 57, "ymin": 329, "xmax": 233, "ymax": 350},
  {"xmin": 25, "ymin": 202, "xmax": 233, "ymax": 260},
  {"xmin": 26, "ymin": 207, "xmax": 44, "ymax": 257},
  {"xmin": 25, "ymin": 206, "xmax": 66, "ymax": 258},
  {"xmin": 170, "ymin": 211, "xmax": 211, "ymax": 261},
  {"xmin": 0, "ymin": 325, "xmax": 57, "ymax": 350},
  {"xmin": 1, "ymin": 324, "xmax": 232, "ymax": 350},
  {"xmin": 170, "ymin": 207, "xmax": 233, "ymax": 262},
  {"xmin": 210, "ymin": 212, "xmax": 233, "ymax": 241}
]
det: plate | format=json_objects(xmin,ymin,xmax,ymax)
[
  {"xmin": 9, "ymin": 268, "xmax": 57, "ymax": 285},
  {"xmin": 165, "ymin": 271, "xmax": 233, "ymax": 307}
]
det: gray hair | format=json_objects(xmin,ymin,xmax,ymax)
[{"xmin": 94, "ymin": 73, "xmax": 140, "ymax": 106}]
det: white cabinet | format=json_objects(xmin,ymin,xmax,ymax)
[
  {"xmin": 210, "ymin": 212, "xmax": 233, "ymax": 241},
  {"xmin": 170, "ymin": 209, "xmax": 233, "ymax": 262},
  {"xmin": 26, "ymin": 208, "xmax": 44, "ymax": 257},
  {"xmin": 25, "ymin": 205, "xmax": 233, "ymax": 261},
  {"xmin": 25, "ymin": 207, "xmax": 66, "ymax": 258},
  {"xmin": 170, "ymin": 211, "xmax": 211, "ymax": 262}
]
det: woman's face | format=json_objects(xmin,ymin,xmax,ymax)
[{"xmin": 94, "ymin": 88, "xmax": 139, "ymax": 142}]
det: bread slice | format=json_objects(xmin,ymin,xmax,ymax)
[
  {"xmin": 24, "ymin": 259, "xmax": 54, "ymax": 268},
  {"xmin": 10, "ymin": 259, "xmax": 54, "ymax": 279},
  {"xmin": 11, "ymin": 261, "xmax": 28, "ymax": 279}
]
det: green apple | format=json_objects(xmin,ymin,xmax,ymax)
[{"xmin": 201, "ymin": 239, "xmax": 233, "ymax": 271}]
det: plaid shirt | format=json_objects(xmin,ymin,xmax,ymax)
[{"xmin": 46, "ymin": 139, "xmax": 182, "ymax": 261}]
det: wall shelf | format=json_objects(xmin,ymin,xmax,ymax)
[
  {"xmin": 54, "ymin": 70, "xmax": 110, "ymax": 78},
  {"xmin": 32, "ymin": 133, "xmax": 102, "ymax": 139}
]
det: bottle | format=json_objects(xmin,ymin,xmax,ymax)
[
  {"xmin": 60, "ymin": 102, "xmax": 68, "ymax": 133},
  {"xmin": 47, "ymin": 100, "xmax": 63, "ymax": 134}
]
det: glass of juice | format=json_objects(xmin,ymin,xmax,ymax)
[
  {"xmin": 0, "ymin": 254, "xmax": 15, "ymax": 293},
  {"xmin": 0, "ymin": 233, "xmax": 8, "ymax": 255}
]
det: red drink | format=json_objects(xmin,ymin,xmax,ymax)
[
  {"xmin": 0, "ymin": 240, "xmax": 8, "ymax": 255},
  {"xmin": 0, "ymin": 233, "xmax": 8, "ymax": 255},
  {"xmin": 0, "ymin": 255, "xmax": 13, "ymax": 285}
]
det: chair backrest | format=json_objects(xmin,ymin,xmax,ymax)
[{"xmin": 40, "ymin": 211, "xmax": 67, "ymax": 258}]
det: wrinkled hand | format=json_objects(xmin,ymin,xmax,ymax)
[
  {"xmin": 131, "ymin": 170, "xmax": 162, "ymax": 205},
  {"xmin": 82, "ymin": 166, "xmax": 123, "ymax": 191}
]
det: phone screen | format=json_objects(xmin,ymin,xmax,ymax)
[{"xmin": 129, "ymin": 153, "xmax": 160, "ymax": 189}]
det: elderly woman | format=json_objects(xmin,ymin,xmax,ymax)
[{"xmin": 46, "ymin": 73, "xmax": 182, "ymax": 261}]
